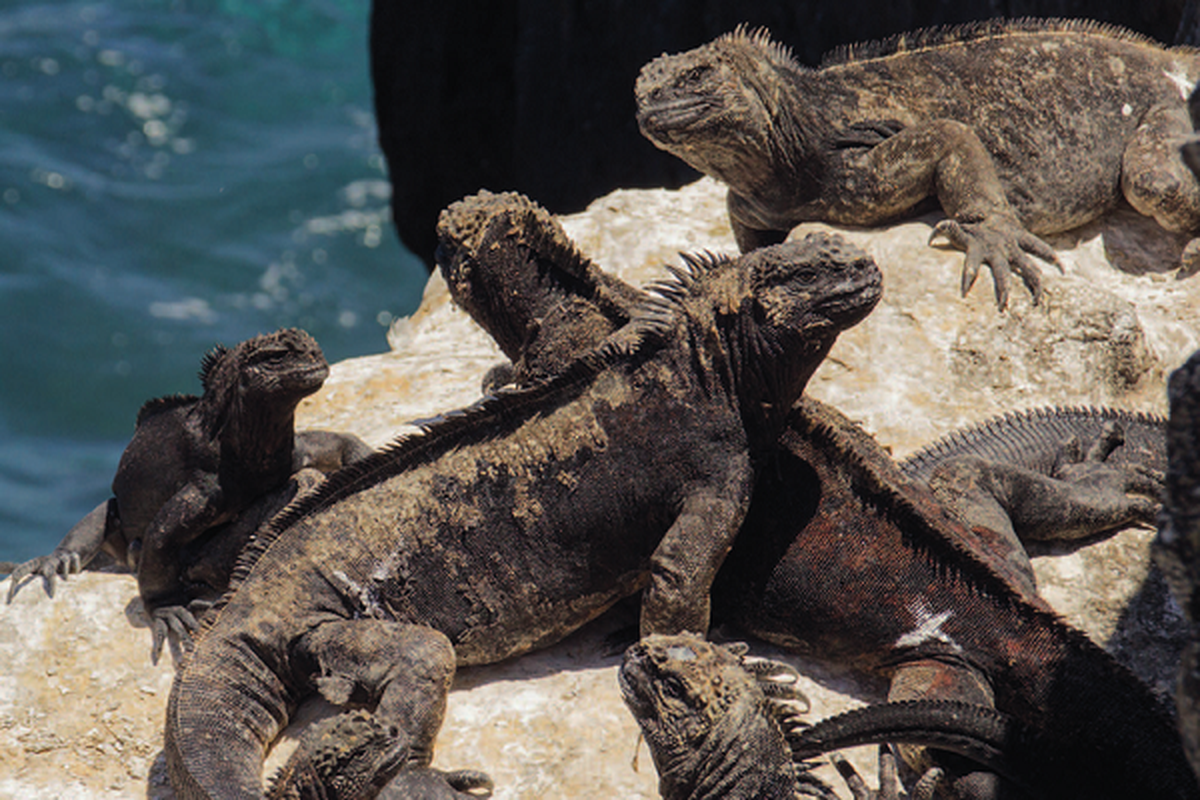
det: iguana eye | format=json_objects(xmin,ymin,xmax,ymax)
[
  {"xmin": 660, "ymin": 674, "xmax": 688, "ymax": 700},
  {"xmin": 252, "ymin": 348, "xmax": 289, "ymax": 365}
]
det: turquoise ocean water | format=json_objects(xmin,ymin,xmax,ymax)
[{"xmin": 0, "ymin": 0, "xmax": 427, "ymax": 564}]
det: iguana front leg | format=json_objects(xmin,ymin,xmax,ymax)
[
  {"xmin": 136, "ymin": 478, "xmax": 231, "ymax": 659},
  {"xmin": 276, "ymin": 620, "xmax": 473, "ymax": 798},
  {"xmin": 816, "ymin": 119, "xmax": 1058, "ymax": 310},
  {"xmin": 640, "ymin": 454, "xmax": 753, "ymax": 636},
  {"xmin": 825, "ymin": 747, "xmax": 942, "ymax": 800},
  {"xmin": 926, "ymin": 430, "xmax": 1163, "ymax": 548},
  {"xmin": 4, "ymin": 498, "xmax": 123, "ymax": 603}
]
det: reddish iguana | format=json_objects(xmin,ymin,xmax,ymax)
[
  {"xmin": 1, "ymin": 328, "xmax": 372, "ymax": 660},
  {"xmin": 434, "ymin": 190, "xmax": 1193, "ymax": 798},
  {"xmin": 634, "ymin": 20, "xmax": 1200, "ymax": 309},
  {"xmin": 164, "ymin": 233, "xmax": 881, "ymax": 798}
]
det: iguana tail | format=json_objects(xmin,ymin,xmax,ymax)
[
  {"xmin": 165, "ymin": 634, "xmax": 291, "ymax": 800},
  {"xmin": 788, "ymin": 700, "xmax": 1040, "ymax": 796}
]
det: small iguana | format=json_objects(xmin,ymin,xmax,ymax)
[
  {"xmin": 1, "ymin": 328, "xmax": 372, "ymax": 659},
  {"xmin": 164, "ymin": 234, "xmax": 881, "ymax": 798},
  {"xmin": 1154, "ymin": 347, "xmax": 1200, "ymax": 780},
  {"xmin": 900, "ymin": 405, "xmax": 1165, "ymax": 594},
  {"xmin": 635, "ymin": 20, "xmax": 1200, "ymax": 309},
  {"xmin": 434, "ymin": 190, "xmax": 1195, "ymax": 798}
]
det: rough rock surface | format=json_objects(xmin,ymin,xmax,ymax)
[{"xmin": 3, "ymin": 178, "xmax": 1199, "ymax": 798}]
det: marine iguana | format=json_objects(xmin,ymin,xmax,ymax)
[
  {"xmin": 899, "ymin": 405, "xmax": 1165, "ymax": 585},
  {"xmin": 438, "ymin": 190, "xmax": 1166, "ymax": 574},
  {"xmin": 619, "ymin": 634, "xmax": 1073, "ymax": 800},
  {"xmin": 434, "ymin": 190, "xmax": 1194, "ymax": 798},
  {"xmin": 634, "ymin": 19, "xmax": 1200, "ymax": 309},
  {"xmin": 618, "ymin": 632, "xmax": 907, "ymax": 800},
  {"xmin": 1154, "ymin": 348, "xmax": 1200, "ymax": 779},
  {"xmin": 164, "ymin": 234, "xmax": 881, "ymax": 799},
  {"xmin": 1, "ymin": 328, "xmax": 372, "ymax": 659}
]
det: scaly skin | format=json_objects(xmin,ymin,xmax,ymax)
[
  {"xmin": 165, "ymin": 233, "xmax": 881, "ymax": 799},
  {"xmin": 436, "ymin": 190, "xmax": 1193, "ymax": 799},
  {"xmin": 635, "ymin": 20, "xmax": 1200, "ymax": 308}
]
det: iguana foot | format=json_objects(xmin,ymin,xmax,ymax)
[
  {"xmin": 4, "ymin": 549, "xmax": 84, "ymax": 603},
  {"xmin": 928, "ymin": 214, "xmax": 1059, "ymax": 310},
  {"xmin": 828, "ymin": 747, "xmax": 942, "ymax": 800},
  {"xmin": 149, "ymin": 599, "xmax": 211, "ymax": 664},
  {"xmin": 1045, "ymin": 421, "xmax": 1165, "ymax": 536}
]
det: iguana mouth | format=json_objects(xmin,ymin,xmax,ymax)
[
  {"xmin": 814, "ymin": 269, "xmax": 883, "ymax": 330},
  {"xmin": 617, "ymin": 646, "xmax": 655, "ymax": 716},
  {"xmin": 291, "ymin": 361, "xmax": 331, "ymax": 387},
  {"xmin": 637, "ymin": 97, "xmax": 722, "ymax": 139}
]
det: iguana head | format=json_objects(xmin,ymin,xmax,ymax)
[
  {"xmin": 620, "ymin": 634, "xmax": 802, "ymax": 800},
  {"xmin": 435, "ymin": 190, "xmax": 635, "ymax": 384},
  {"xmin": 636, "ymin": 27, "xmax": 807, "ymax": 194},
  {"xmin": 667, "ymin": 233, "xmax": 880, "ymax": 449},
  {"xmin": 198, "ymin": 327, "xmax": 329, "ymax": 437},
  {"xmin": 200, "ymin": 327, "xmax": 329, "ymax": 406}
]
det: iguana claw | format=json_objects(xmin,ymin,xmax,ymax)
[
  {"xmin": 929, "ymin": 215, "xmax": 1059, "ymax": 310},
  {"xmin": 831, "ymin": 747, "xmax": 942, "ymax": 800},
  {"xmin": 150, "ymin": 602, "xmax": 203, "ymax": 664},
  {"xmin": 4, "ymin": 549, "xmax": 83, "ymax": 603},
  {"xmin": 1050, "ymin": 421, "xmax": 1165, "ymax": 524}
]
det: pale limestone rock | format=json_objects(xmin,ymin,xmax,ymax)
[{"xmin": 4, "ymin": 177, "xmax": 1200, "ymax": 798}]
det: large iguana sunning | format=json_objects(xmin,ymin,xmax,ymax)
[
  {"xmin": 635, "ymin": 19, "xmax": 1200, "ymax": 309},
  {"xmin": 1, "ymin": 328, "xmax": 372, "ymax": 659},
  {"xmin": 433, "ymin": 190, "xmax": 1194, "ymax": 798},
  {"xmin": 164, "ymin": 234, "xmax": 881, "ymax": 798}
]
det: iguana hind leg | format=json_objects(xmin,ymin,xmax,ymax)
[
  {"xmin": 282, "ymin": 619, "xmax": 463, "ymax": 798},
  {"xmin": 1122, "ymin": 102, "xmax": 1200, "ymax": 274},
  {"xmin": 886, "ymin": 660, "xmax": 1018, "ymax": 800},
  {"xmin": 927, "ymin": 426, "xmax": 1162, "ymax": 552}
]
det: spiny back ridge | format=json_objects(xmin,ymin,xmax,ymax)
[
  {"xmin": 792, "ymin": 400, "xmax": 1177, "ymax": 729},
  {"xmin": 198, "ymin": 344, "xmax": 229, "ymax": 391},
  {"xmin": 136, "ymin": 394, "xmax": 198, "ymax": 425},
  {"xmin": 898, "ymin": 405, "xmax": 1166, "ymax": 482},
  {"xmin": 819, "ymin": 17, "xmax": 1186, "ymax": 70},
  {"xmin": 719, "ymin": 24, "xmax": 802, "ymax": 72},
  {"xmin": 212, "ymin": 276, "xmax": 696, "ymax": 617}
]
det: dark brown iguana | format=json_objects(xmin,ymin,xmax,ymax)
[
  {"xmin": 434, "ymin": 190, "xmax": 1194, "ymax": 798},
  {"xmin": 164, "ymin": 233, "xmax": 881, "ymax": 798},
  {"xmin": 1154, "ymin": 347, "xmax": 1200, "ymax": 780},
  {"xmin": 1, "ymin": 328, "xmax": 372, "ymax": 660},
  {"xmin": 634, "ymin": 19, "xmax": 1200, "ymax": 309},
  {"xmin": 619, "ymin": 633, "xmax": 1069, "ymax": 800}
]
